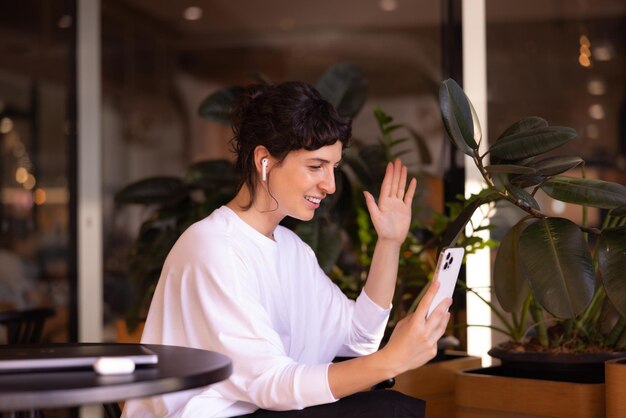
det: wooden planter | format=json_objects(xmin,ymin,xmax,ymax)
[
  {"xmin": 393, "ymin": 351, "xmax": 481, "ymax": 418},
  {"xmin": 455, "ymin": 366, "xmax": 605, "ymax": 418},
  {"xmin": 605, "ymin": 357, "xmax": 626, "ymax": 418},
  {"xmin": 115, "ymin": 319, "xmax": 145, "ymax": 343}
]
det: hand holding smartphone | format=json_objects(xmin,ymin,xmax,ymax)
[{"xmin": 426, "ymin": 247, "xmax": 465, "ymax": 319}]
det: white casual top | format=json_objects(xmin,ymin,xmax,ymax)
[{"xmin": 122, "ymin": 206, "xmax": 391, "ymax": 418}]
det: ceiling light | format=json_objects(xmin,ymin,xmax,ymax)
[
  {"xmin": 183, "ymin": 6, "xmax": 203, "ymax": 21},
  {"xmin": 588, "ymin": 104, "xmax": 605, "ymax": 120},
  {"xmin": 593, "ymin": 44, "xmax": 614, "ymax": 61},
  {"xmin": 0, "ymin": 117, "xmax": 13, "ymax": 134},
  {"xmin": 379, "ymin": 0, "xmax": 398, "ymax": 12},
  {"xmin": 587, "ymin": 79, "xmax": 606, "ymax": 96}
]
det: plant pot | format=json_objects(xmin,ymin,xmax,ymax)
[
  {"xmin": 115, "ymin": 319, "xmax": 145, "ymax": 343},
  {"xmin": 393, "ymin": 350, "xmax": 481, "ymax": 418},
  {"xmin": 454, "ymin": 347, "xmax": 626, "ymax": 418},
  {"xmin": 605, "ymin": 357, "xmax": 626, "ymax": 418},
  {"xmin": 455, "ymin": 366, "xmax": 605, "ymax": 417}
]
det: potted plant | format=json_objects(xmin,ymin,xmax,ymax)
[{"xmin": 437, "ymin": 78, "xmax": 626, "ymax": 417}]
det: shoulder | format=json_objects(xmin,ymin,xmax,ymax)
[{"xmin": 167, "ymin": 207, "xmax": 238, "ymax": 263}]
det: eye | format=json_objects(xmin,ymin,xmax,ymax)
[{"xmin": 308, "ymin": 165, "xmax": 322, "ymax": 171}]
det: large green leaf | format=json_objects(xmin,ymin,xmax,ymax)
[
  {"xmin": 485, "ymin": 164, "xmax": 537, "ymax": 175},
  {"xmin": 493, "ymin": 220, "xmax": 531, "ymax": 313},
  {"xmin": 528, "ymin": 156, "xmax": 583, "ymax": 176},
  {"xmin": 497, "ymin": 116, "xmax": 548, "ymax": 140},
  {"xmin": 294, "ymin": 220, "xmax": 343, "ymax": 274},
  {"xmin": 198, "ymin": 86, "xmax": 247, "ymax": 125},
  {"xmin": 439, "ymin": 79, "xmax": 477, "ymax": 156},
  {"xmin": 489, "ymin": 126, "xmax": 577, "ymax": 160},
  {"xmin": 598, "ymin": 227, "xmax": 626, "ymax": 318},
  {"xmin": 315, "ymin": 63, "xmax": 368, "ymax": 118},
  {"xmin": 184, "ymin": 159, "xmax": 238, "ymax": 192},
  {"xmin": 541, "ymin": 176, "xmax": 626, "ymax": 209},
  {"xmin": 505, "ymin": 183, "xmax": 540, "ymax": 210},
  {"xmin": 114, "ymin": 177, "xmax": 186, "ymax": 205},
  {"xmin": 519, "ymin": 218, "xmax": 595, "ymax": 318}
]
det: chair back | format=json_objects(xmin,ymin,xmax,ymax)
[{"xmin": 0, "ymin": 308, "xmax": 55, "ymax": 344}]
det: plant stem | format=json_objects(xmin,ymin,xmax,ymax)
[
  {"xmin": 458, "ymin": 280, "xmax": 516, "ymax": 337},
  {"xmin": 607, "ymin": 316, "xmax": 626, "ymax": 347},
  {"xmin": 580, "ymin": 286, "xmax": 606, "ymax": 330},
  {"xmin": 530, "ymin": 299, "xmax": 549, "ymax": 346}
]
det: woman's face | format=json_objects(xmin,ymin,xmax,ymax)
[{"xmin": 266, "ymin": 141, "xmax": 342, "ymax": 221}]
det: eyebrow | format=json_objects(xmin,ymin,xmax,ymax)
[{"xmin": 307, "ymin": 157, "xmax": 343, "ymax": 166}]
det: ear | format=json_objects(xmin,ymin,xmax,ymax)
[{"xmin": 253, "ymin": 146, "xmax": 271, "ymax": 180}]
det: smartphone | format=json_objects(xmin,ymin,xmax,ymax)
[{"xmin": 426, "ymin": 247, "xmax": 465, "ymax": 319}]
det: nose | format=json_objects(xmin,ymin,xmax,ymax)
[{"xmin": 320, "ymin": 167, "xmax": 336, "ymax": 195}]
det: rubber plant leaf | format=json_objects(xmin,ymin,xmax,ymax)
[
  {"xmin": 541, "ymin": 176, "xmax": 626, "ymax": 209},
  {"xmin": 315, "ymin": 63, "xmax": 368, "ymax": 118},
  {"xmin": 484, "ymin": 164, "xmax": 537, "ymax": 175},
  {"xmin": 519, "ymin": 218, "xmax": 595, "ymax": 319},
  {"xmin": 489, "ymin": 126, "xmax": 577, "ymax": 160},
  {"xmin": 496, "ymin": 116, "xmax": 548, "ymax": 140},
  {"xmin": 598, "ymin": 226, "xmax": 626, "ymax": 318},
  {"xmin": 527, "ymin": 156, "xmax": 584, "ymax": 177},
  {"xmin": 198, "ymin": 86, "xmax": 248, "ymax": 125},
  {"xmin": 493, "ymin": 220, "xmax": 531, "ymax": 313},
  {"xmin": 114, "ymin": 177, "xmax": 186, "ymax": 205},
  {"xmin": 505, "ymin": 183, "xmax": 540, "ymax": 210},
  {"xmin": 439, "ymin": 79, "xmax": 477, "ymax": 156}
]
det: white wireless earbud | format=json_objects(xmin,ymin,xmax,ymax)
[{"xmin": 261, "ymin": 158, "xmax": 268, "ymax": 181}]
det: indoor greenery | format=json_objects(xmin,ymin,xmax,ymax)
[{"xmin": 438, "ymin": 78, "xmax": 626, "ymax": 352}]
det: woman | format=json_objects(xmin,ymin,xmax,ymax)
[{"xmin": 122, "ymin": 81, "xmax": 451, "ymax": 418}]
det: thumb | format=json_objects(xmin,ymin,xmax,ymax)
[{"xmin": 363, "ymin": 191, "xmax": 379, "ymax": 217}]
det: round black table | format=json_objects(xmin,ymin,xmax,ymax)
[{"xmin": 0, "ymin": 343, "xmax": 232, "ymax": 411}]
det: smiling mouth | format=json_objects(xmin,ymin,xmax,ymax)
[{"xmin": 305, "ymin": 196, "xmax": 322, "ymax": 204}]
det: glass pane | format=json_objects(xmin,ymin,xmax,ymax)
[
  {"xmin": 486, "ymin": 0, "xmax": 626, "ymax": 228},
  {"xmin": 0, "ymin": 0, "xmax": 75, "ymax": 343}
]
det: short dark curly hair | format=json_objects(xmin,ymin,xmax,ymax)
[{"xmin": 230, "ymin": 81, "xmax": 352, "ymax": 208}]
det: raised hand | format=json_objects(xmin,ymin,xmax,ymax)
[{"xmin": 363, "ymin": 159, "xmax": 417, "ymax": 245}]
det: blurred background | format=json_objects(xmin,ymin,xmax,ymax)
[{"xmin": 0, "ymin": 0, "xmax": 624, "ymax": 345}]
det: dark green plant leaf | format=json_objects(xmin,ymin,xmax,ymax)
[
  {"xmin": 184, "ymin": 159, "xmax": 238, "ymax": 192},
  {"xmin": 485, "ymin": 164, "xmax": 537, "ymax": 175},
  {"xmin": 114, "ymin": 177, "xmax": 186, "ymax": 205},
  {"xmin": 505, "ymin": 183, "xmax": 540, "ymax": 210},
  {"xmin": 404, "ymin": 126, "xmax": 433, "ymax": 165},
  {"xmin": 598, "ymin": 226, "xmax": 626, "ymax": 318},
  {"xmin": 198, "ymin": 86, "xmax": 247, "ymax": 125},
  {"xmin": 541, "ymin": 176, "xmax": 626, "ymax": 209},
  {"xmin": 528, "ymin": 156, "xmax": 584, "ymax": 177},
  {"xmin": 493, "ymin": 220, "xmax": 531, "ymax": 313},
  {"xmin": 610, "ymin": 205, "xmax": 626, "ymax": 216},
  {"xmin": 519, "ymin": 218, "xmax": 595, "ymax": 319},
  {"xmin": 438, "ymin": 198, "xmax": 483, "ymax": 251},
  {"xmin": 315, "ymin": 63, "xmax": 368, "ymax": 118},
  {"xmin": 294, "ymin": 220, "xmax": 343, "ymax": 274},
  {"xmin": 497, "ymin": 116, "xmax": 548, "ymax": 140},
  {"xmin": 489, "ymin": 126, "xmax": 577, "ymax": 160},
  {"xmin": 439, "ymin": 79, "xmax": 477, "ymax": 156},
  {"xmin": 509, "ymin": 173, "xmax": 546, "ymax": 189}
]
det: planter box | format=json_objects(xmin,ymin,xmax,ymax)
[
  {"xmin": 455, "ymin": 366, "xmax": 605, "ymax": 418},
  {"xmin": 605, "ymin": 358, "xmax": 626, "ymax": 418},
  {"xmin": 394, "ymin": 351, "xmax": 481, "ymax": 418}
]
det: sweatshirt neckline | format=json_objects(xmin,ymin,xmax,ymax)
[{"xmin": 220, "ymin": 206, "xmax": 279, "ymax": 247}]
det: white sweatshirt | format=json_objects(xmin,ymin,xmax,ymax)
[{"xmin": 122, "ymin": 206, "xmax": 390, "ymax": 418}]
